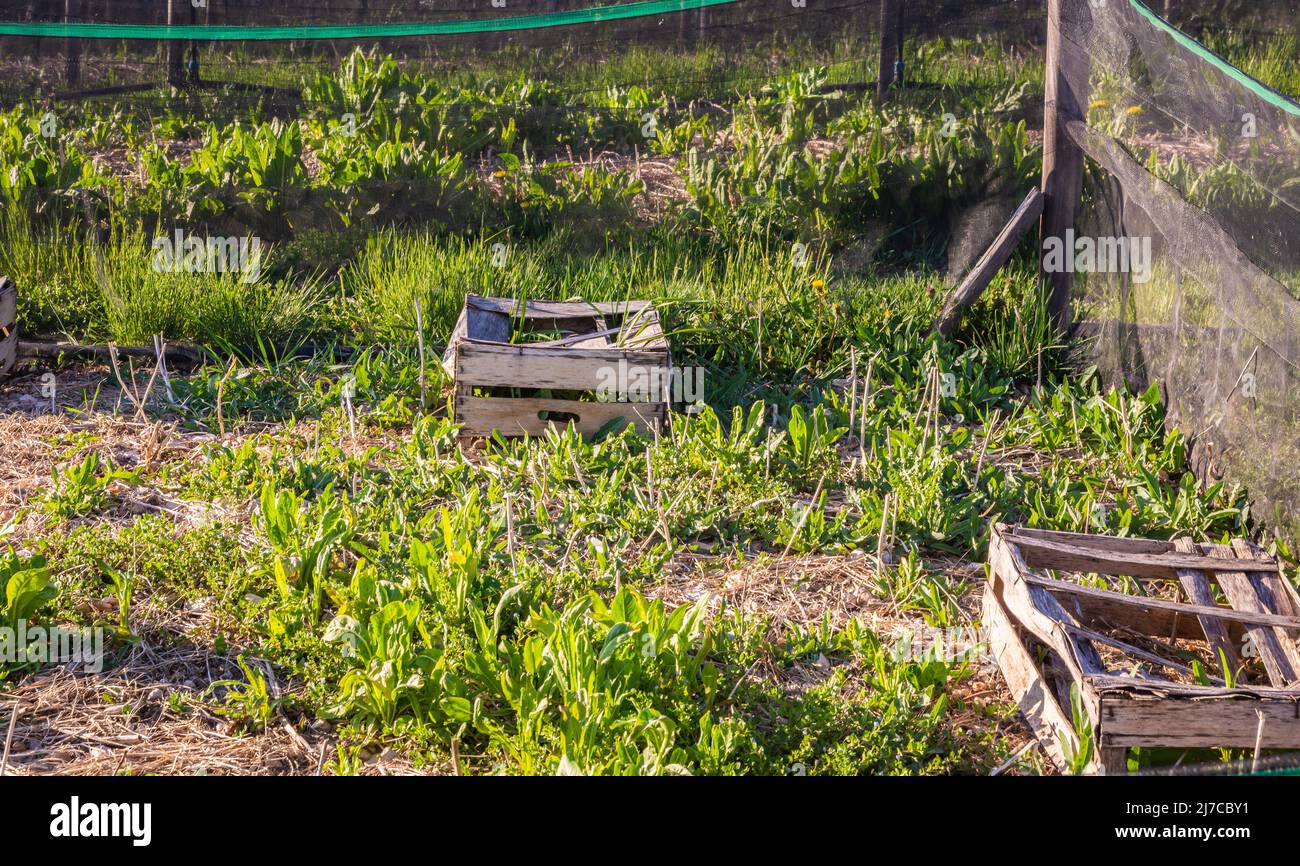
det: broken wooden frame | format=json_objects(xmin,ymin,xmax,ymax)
[
  {"xmin": 443, "ymin": 294, "xmax": 671, "ymax": 438},
  {"xmin": 985, "ymin": 523, "xmax": 1300, "ymax": 775}
]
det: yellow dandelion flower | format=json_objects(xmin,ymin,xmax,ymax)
[
  {"xmin": 882, "ymin": 308, "xmax": 893, "ymax": 321},
  {"xmin": 1089, "ymin": 99, "xmax": 1109, "ymax": 109},
  {"xmin": 493, "ymin": 170, "xmax": 507, "ymax": 178},
  {"xmin": 811, "ymin": 278, "xmax": 825, "ymax": 289},
  {"xmin": 1125, "ymin": 105, "xmax": 1143, "ymax": 115}
]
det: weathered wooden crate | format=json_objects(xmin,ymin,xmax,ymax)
[
  {"xmin": 442, "ymin": 294, "xmax": 671, "ymax": 438},
  {"xmin": 0, "ymin": 276, "xmax": 16, "ymax": 379},
  {"xmin": 985, "ymin": 523, "xmax": 1300, "ymax": 775}
]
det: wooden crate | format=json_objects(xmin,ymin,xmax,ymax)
[
  {"xmin": 443, "ymin": 294, "xmax": 671, "ymax": 438},
  {"xmin": 0, "ymin": 276, "xmax": 15, "ymax": 379},
  {"xmin": 984, "ymin": 523, "xmax": 1300, "ymax": 775}
]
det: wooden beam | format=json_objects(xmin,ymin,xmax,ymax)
[
  {"xmin": 167, "ymin": 0, "xmax": 185, "ymax": 87},
  {"xmin": 933, "ymin": 189, "xmax": 1044, "ymax": 338},
  {"xmin": 1102, "ymin": 696, "xmax": 1300, "ymax": 750},
  {"xmin": 454, "ymin": 396, "xmax": 663, "ymax": 438},
  {"xmin": 1011, "ymin": 534, "xmax": 1279, "ymax": 580},
  {"xmin": 1039, "ymin": 0, "xmax": 1089, "ymax": 331},
  {"xmin": 454, "ymin": 343, "xmax": 670, "ymax": 392},
  {"xmin": 875, "ymin": 0, "xmax": 900, "ymax": 102},
  {"xmin": 982, "ymin": 582, "xmax": 1076, "ymax": 772},
  {"xmin": 1173, "ymin": 538, "xmax": 1240, "ymax": 676},
  {"xmin": 1208, "ymin": 543, "xmax": 1299, "ymax": 687},
  {"xmin": 1009, "ymin": 525, "xmax": 1189, "ymax": 556},
  {"xmin": 64, "ymin": 0, "xmax": 80, "ymax": 87},
  {"xmin": 1023, "ymin": 572, "xmax": 1300, "ymax": 631}
]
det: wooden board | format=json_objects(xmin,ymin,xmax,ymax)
[
  {"xmin": 1012, "ymin": 533, "xmax": 1279, "ymax": 580},
  {"xmin": 1101, "ymin": 696, "xmax": 1300, "ymax": 750},
  {"xmin": 466, "ymin": 295, "xmax": 654, "ymax": 321},
  {"xmin": 1023, "ymin": 572, "xmax": 1300, "ymax": 630},
  {"xmin": 1173, "ymin": 537, "xmax": 1240, "ymax": 676},
  {"xmin": 0, "ymin": 329, "xmax": 15, "ymax": 377},
  {"xmin": 990, "ymin": 530, "xmax": 1106, "ymax": 682},
  {"xmin": 982, "ymin": 581, "xmax": 1077, "ymax": 772},
  {"xmin": 933, "ymin": 189, "xmax": 1044, "ymax": 338},
  {"xmin": 1207, "ymin": 542, "xmax": 1299, "ymax": 687},
  {"xmin": 455, "ymin": 395, "xmax": 664, "ymax": 438},
  {"xmin": 1009, "ymin": 525, "xmax": 1209, "ymax": 556},
  {"xmin": 456, "ymin": 343, "xmax": 670, "ymax": 392}
]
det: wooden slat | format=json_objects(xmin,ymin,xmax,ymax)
[
  {"xmin": 1010, "ymin": 525, "xmax": 1188, "ymax": 555},
  {"xmin": 1233, "ymin": 539, "xmax": 1300, "ymax": 625},
  {"xmin": 1059, "ymin": 585, "xmax": 1245, "ymax": 642},
  {"xmin": 1012, "ymin": 534, "xmax": 1278, "ymax": 580},
  {"xmin": 1173, "ymin": 538, "xmax": 1240, "ymax": 677},
  {"xmin": 1101, "ymin": 696, "xmax": 1300, "ymax": 750},
  {"xmin": 466, "ymin": 295, "xmax": 652, "ymax": 320},
  {"xmin": 456, "ymin": 343, "xmax": 670, "ymax": 392},
  {"xmin": 1065, "ymin": 621, "xmax": 1217, "ymax": 684},
  {"xmin": 933, "ymin": 189, "xmax": 1044, "ymax": 338},
  {"xmin": 982, "ymin": 581, "xmax": 1076, "ymax": 772},
  {"xmin": 1023, "ymin": 573, "xmax": 1300, "ymax": 630},
  {"xmin": 440, "ymin": 307, "xmax": 469, "ymax": 377},
  {"xmin": 462, "ymin": 302, "xmax": 513, "ymax": 343},
  {"xmin": 1212, "ymin": 542, "xmax": 1299, "ymax": 687},
  {"xmin": 455, "ymin": 395, "xmax": 663, "ymax": 438},
  {"xmin": 1086, "ymin": 674, "xmax": 1300, "ymax": 699}
]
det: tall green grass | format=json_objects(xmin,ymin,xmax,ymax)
[{"xmin": 0, "ymin": 211, "xmax": 322, "ymax": 347}]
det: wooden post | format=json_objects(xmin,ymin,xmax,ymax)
[
  {"xmin": 167, "ymin": 0, "xmax": 185, "ymax": 87},
  {"xmin": 1039, "ymin": 0, "xmax": 1089, "ymax": 332},
  {"xmin": 876, "ymin": 0, "xmax": 900, "ymax": 101},
  {"xmin": 64, "ymin": 0, "xmax": 80, "ymax": 87}
]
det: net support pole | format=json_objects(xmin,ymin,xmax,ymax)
[
  {"xmin": 166, "ymin": 0, "xmax": 185, "ymax": 86},
  {"xmin": 64, "ymin": 0, "xmax": 80, "ymax": 87},
  {"xmin": 876, "ymin": 0, "xmax": 900, "ymax": 101},
  {"xmin": 1039, "ymin": 0, "xmax": 1089, "ymax": 332}
]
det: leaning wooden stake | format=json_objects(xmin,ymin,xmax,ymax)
[{"xmin": 933, "ymin": 189, "xmax": 1044, "ymax": 338}]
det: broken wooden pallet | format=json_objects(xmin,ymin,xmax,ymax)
[
  {"xmin": 985, "ymin": 523, "xmax": 1300, "ymax": 775},
  {"xmin": 0, "ymin": 276, "xmax": 16, "ymax": 379},
  {"xmin": 443, "ymin": 294, "xmax": 671, "ymax": 438}
]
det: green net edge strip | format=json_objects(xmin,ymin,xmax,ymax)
[
  {"xmin": 0, "ymin": 0, "xmax": 742, "ymax": 41},
  {"xmin": 1128, "ymin": 0, "xmax": 1300, "ymax": 116}
]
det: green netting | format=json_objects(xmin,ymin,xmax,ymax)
[
  {"xmin": 0, "ymin": 0, "xmax": 743, "ymax": 40},
  {"xmin": 1067, "ymin": 0, "xmax": 1300, "ymax": 539}
]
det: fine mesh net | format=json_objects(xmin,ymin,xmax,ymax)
[
  {"xmin": 0, "ymin": 0, "xmax": 1064, "ymax": 114},
  {"xmin": 1061, "ymin": 0, "xmax": 1300, "ymax": 538}
]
